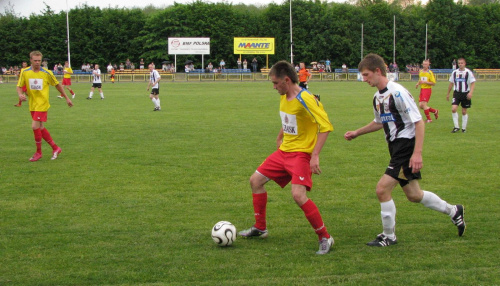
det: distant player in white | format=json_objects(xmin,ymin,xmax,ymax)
[
  {"xmin": 446, "ymin": 58, "xmax": 476, "ymax": 133},
  {"xmin": 87, "ymin": 64, "xmax": 104, "ymax": 99},
  {"xmin": 147, "ymin": 64, "xmax": 161, "ymax": 111}
]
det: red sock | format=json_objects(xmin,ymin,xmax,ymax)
[
  {"xmin": 424, "ymin": 109, "xmax": 431, "ymax": 120},
  {"xmin": 300, "ymin": 199, "xmax": 330, "ymax": 240},
  {"xmin": 33, "ymin": 128, "xmax": 42, "ymax": 153},
  {"xmin": 41, "ymin": 128, "xmax": 58, "ymax": 150},
  {"xmin": 18, "ymin": 99, "xmax": 22, "ymax": 105},
  {"xmin": 70, "ymin": 90, "xmax": 75, "ymax": 95},
  {"xmin": 428, "ymin": 107, "xmax": 436, "ymax": 113},
  {"xmin": 252, "ymin": 192, "xmax": 267, "ymax": 230}
]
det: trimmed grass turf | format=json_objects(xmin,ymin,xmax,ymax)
[{"xmin": 1, "ymin": 80, "xmax": 499, "ymax": 285}]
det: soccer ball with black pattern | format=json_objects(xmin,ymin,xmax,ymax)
[{"xmin": 211, "ymin": 221, "xmax": 236, "ymax": 246}]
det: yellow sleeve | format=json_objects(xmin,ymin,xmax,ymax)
[{"xmin": 302, "ymin": 93, "xmax": 334, "ymax": 133}]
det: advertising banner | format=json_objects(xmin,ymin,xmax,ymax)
[
  {"xmin": 168, "ymin": 37, "xmax": 210, "ymax": 55},
  {"xmin": 233, "ymin": 37, "xmax": 275, "ymax": 55}
]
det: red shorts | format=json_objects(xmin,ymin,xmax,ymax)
[
  {"xmin": 419, "ymin": 88, "xmax": 432, "ymax": 102},
  {"xmin": 256, "ymin": 149, "xmax": 313, "ymax": 191},
  {"xmin": 62, "ymin": 78, "xmax": 72, "ymax": 86},
  {"xmin": 22, "ymin": 86, "xmax": 27, "ymax": 92},
  {"xmin": 31, "ymin": 111, "xmax": 48, "ymax": 122}
]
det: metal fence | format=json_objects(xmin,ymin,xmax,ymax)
[{"xmin": 2, "ymin": 71, "xmax": 499, "ymax": 84}]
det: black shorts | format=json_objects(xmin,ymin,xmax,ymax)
[
  {"xmin": 299, "ymin": 82, "xmax": 308, "ymax": 89},
  {"xmin": 386, "ymin": 138, "xmax": 421, "ymax": 187},
  {"xmin": 452, "ymin": 91, "xmax": 471, "ymax": 108},
  {"xmin": 151, "ymin": 88, "xmax": 159, "ymax": 95},
  {"xmin": 92, "ymin": 83, "xmax": 102, "ymax": 88}
]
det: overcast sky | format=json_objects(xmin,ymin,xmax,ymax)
[{"xmin": 1, "ymin": 0, "xmax": 348, "ymax": 18}]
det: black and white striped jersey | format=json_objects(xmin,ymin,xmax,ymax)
[
  {"xmin": 449, "ymin": 68, "xmax": 476, "ymax": 93},
  {"xmin": 372, "ymin": 81, "xmax": 422, "ymax": 143}
]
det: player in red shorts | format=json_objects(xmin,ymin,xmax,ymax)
[
  {"xmin": 60, "ymin": 61, "xmax": 76, "ymax": 99},
  {"xmin": 239, "ymin": 61, "xmax": 334, "ymax": 255},
  {"xmin": 415, "ymin": 59, "xmax": 438, "ymax": 123},
  {"xmin": 17, "ymin": 50, "xmax": 73, "ymax": 162}
]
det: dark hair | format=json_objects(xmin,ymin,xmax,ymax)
[
  {"xmin": 269, "ymin": 60, "xmax": 298, "ymax": 84},
  {"xmin": 358, "ymin": 53, "xmax": 386, "ymax": 77}
]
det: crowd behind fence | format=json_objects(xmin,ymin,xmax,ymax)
[{"xmin": 2, "ymin": 69, "xmax": 500, "ymax": 84}]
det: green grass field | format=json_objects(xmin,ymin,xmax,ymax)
[{"xmin": 1, "ymin": 79, "xmax": 499, "ymax": 285}]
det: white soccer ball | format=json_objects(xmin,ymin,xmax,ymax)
[{"xmin": 211, "ymin": 221, "xmax": 236, "ymax": 246}]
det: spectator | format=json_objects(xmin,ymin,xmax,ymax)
[
  {"xmin": 325, "ymin": 59, "xmax": 331, "ymax": 72},
  {"xmin": 252, "ymin": 57, "xmax": 258, "ymax": 72},
  {"xmin": 119, "ymin": 63, "xmax": 124, "ymax": 71},
  {"xmin": 342, "ymin": 63, "xmax": 348, "ymax": 73},
  {"xmin": 243, "ymin": 59, "xmax": 248, "ymax": 70},
  {"xmin": 207, "ymin": 62, "xmax": 213, "ymax": 72},
  {"xmin": 237, "ymin": 58, "xmax": 242, "ymax": 70},
  {"xmin": 107, "ymin": 63, "xmax": 113, "ymax": 73},
  {"xmin": 220, "ymin": 59, "xmax": 225, "ymax": 70},
  {"xmin": 125, "ymin": 58, "xmax": 131, "ymax": 69},
  {"xmin": 140, "ymin": 58, "xmax": 145, "ymax": 70}
]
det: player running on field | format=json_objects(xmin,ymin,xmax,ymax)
[
  {"xmin": 239, "ymin": 60, "xmax": 334, "ymax": 255},
  {"xmin": 59, "ymin": 61, "xmax": 76, "ymax": 99},
  {"xmin": 415, "ymin": 59, "xmax": 438, "ymax": 123},
  {"xmin": 344, "ymin": 53, "xmax": 466, "ymax": 247}
]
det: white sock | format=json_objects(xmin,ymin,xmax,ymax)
[
  {"xmin": 100, "ymin": 92, "xmax": 104, "ymax": 99},
  {"xmin": 452, "ymin": 112, "xmax": 459, "ymax": 128},
  {"xmin": 380, "ymin": 200, "xmax": 396, "ymax": 239},
  {"xmin": 152, "ymin": 98, "xmax": 158, "ymax": 108},
  {"xmin": 462, "ymin": 114, "xmax": 468, "ymax": 130},
  {"xmin": 420, "ymin": 191, "xmax": 454, "ymax": 216},
  {"xmin": 156, "ymin": 98, "xmax": 161, "ymax": 107},
  {"xmin": 89, "ymin": 92, "xmax": 93, "ymax": 98}
]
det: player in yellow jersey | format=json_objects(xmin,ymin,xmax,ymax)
[
  {"xmin": 415, "ymin": 59, "xmax": 438, "ymax": 123},
  {"xmin": 239, "ymin": 60, "xmax": 335, "ymax": 255},
  {"xmin": 59, "ymin": 61, "xmax": 76, "ymax": 99},
  {"xmin": 17, "ymin": 50, "xmax": 73, "ymax": 162}
]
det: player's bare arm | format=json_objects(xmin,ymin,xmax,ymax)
[
  {"xmin": 446, "ymin": 82, "xmax": 453, "ymax": 101},
  {"xmin": 17, "ymin": 86, "xmax": 27, "ymax": 101},
  {"xmin": 55, "ymin": 84, "xmax": 73, "ymax": 107},
  {"xmin": 467, "ymin": 82, "xmax": 475, "ymax": 99},
  {"xmin": 310, "ymin": 132, "xmax": 330, "ymax": 175},
  {"xmin": 344, "ymin": 121, "xmax": 383, "ymax": 141},
  {"xmin": 409, "ymin": 120, "xmax": 424, "ymax": 173},
  {"xmin": 276, "ymin": 128, "xmax": 284, "ymax": 149}
]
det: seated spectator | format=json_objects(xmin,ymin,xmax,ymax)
[
  {"xmin": 342, "ymin": 63, "xmax": 348, "ymax": 73},
  {"xmin": 119, "ymin": 63, "xmax": 124, "ymax": 71}
]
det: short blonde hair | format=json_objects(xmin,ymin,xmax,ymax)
[{"xmin": 30, "ymin": 50, "xmax": 43, "ymax": 59}]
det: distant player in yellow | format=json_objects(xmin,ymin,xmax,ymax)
[
  {"xmin": 17, "ymin": 50, "xmax": 73, "ymax": 162},
  {"xmin": 415, "ymin": 59, "xmax": 438, "ymax": 123},
  {"xmin": 60, "ymin": 61, "xmax": 76, "ymax": 99},
  {"xmin": 239, "ymin": 60, "xmax": 335, "ymax": 255}
]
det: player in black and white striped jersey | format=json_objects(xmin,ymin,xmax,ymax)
[
  {"xmin": 147, "ymin": 64, "xmax": 161, "ymax": 111},
  {"xmin": 345, "ymin": 54, "xmax": 466, "ymax": 247},
  {"xmin": 446, "ymin": 58, "xmax": 476, "ymax": 133}
]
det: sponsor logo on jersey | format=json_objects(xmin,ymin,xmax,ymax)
[
  {"xmin": 29, "ymin": 78, "xmax": 43, "ymax": 90},
  {"xmin": 380, "ymin": 113, "xmax": 395, "ymax": 123}
]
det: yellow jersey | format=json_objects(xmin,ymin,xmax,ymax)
[
  {"xmin": 17, "ymin": 67, "xmax": 59, "ymax": 112},
  {"xmin": 418, "ymin": 69, "xmax": 436, "ymax": 89},
  {"xmin": 63, "ymin": 67, "xmax": 73, "ymax": 79},
  {"xmin": 279, "ymin": 89, "xmax": 333, "ymax": 153}
]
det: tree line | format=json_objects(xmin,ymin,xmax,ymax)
[{"xmin": 1, "ymin": 0, "xmax": 499, "ymax": 71}]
